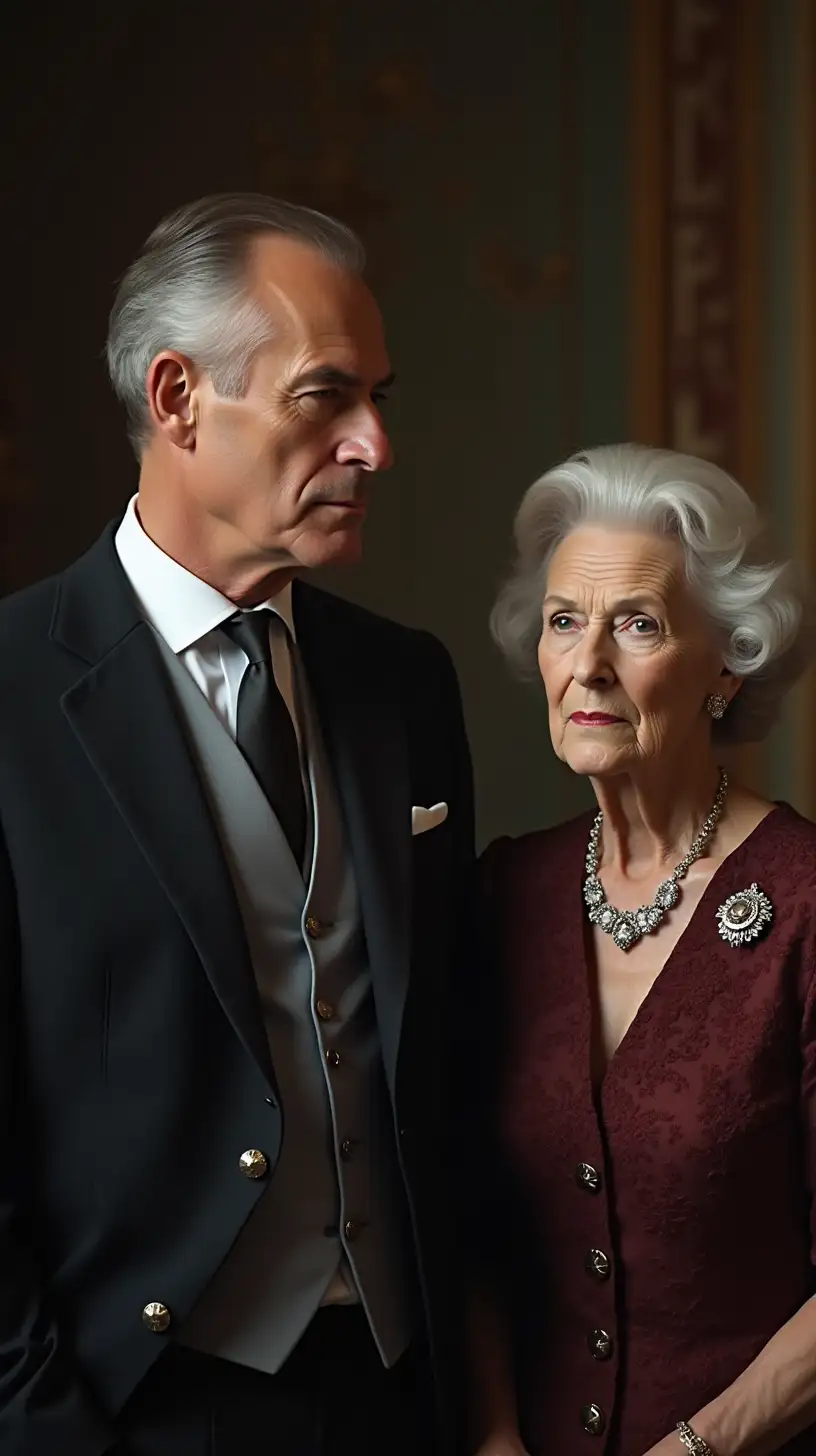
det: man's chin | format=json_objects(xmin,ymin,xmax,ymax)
[{"xmin": 295, "ymin": 525, "xmax": 365, "ymax": 570}]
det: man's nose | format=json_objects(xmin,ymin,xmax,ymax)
[{"xmin": 335, "ymin": 407, "xmax": 393, "ymax": 471}]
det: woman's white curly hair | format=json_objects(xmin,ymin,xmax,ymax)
[{"xmin": 491, "ymin": 443, "xmax": 813, "ymax": 743}]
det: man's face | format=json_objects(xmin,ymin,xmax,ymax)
[{"xmin": 182, "ymin": 235, "xmax": 394, "ymax": 575}]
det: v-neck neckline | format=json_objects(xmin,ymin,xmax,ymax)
[{"xmin": 579, "ymin": 801, "xmax": 787, "ymax": 1093}]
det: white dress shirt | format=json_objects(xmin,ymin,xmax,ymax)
[
  {"xmin": 114, "ymin": 495, "xmax": 357, "ymax": 1307},
  {"xmin": 114, "ymin": 495, "xmax": 301, "ymax": 747}
]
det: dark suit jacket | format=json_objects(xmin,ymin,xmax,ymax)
[{"xmin": 0, "ymin": 524, "xmax": 475, "ymax": 1456}]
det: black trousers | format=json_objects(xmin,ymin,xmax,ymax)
[{"xmin": 117, "ymin": 1307, "xmax": 436, "ymax": 1456}]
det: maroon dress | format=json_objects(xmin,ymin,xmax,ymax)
[{"xmin": 479, "ymin": 803, "xmax": 816, "ymax": 1456}]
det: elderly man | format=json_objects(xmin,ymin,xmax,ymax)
[{"xmin": 0, "ymin": 194, "xmax": 474, "ymax": 1456}]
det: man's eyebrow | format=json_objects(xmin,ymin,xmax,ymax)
[{"xmin": 292, "ymin": 366, "xmax": 396, "ymax": 392}]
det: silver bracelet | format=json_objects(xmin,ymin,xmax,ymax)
[{"xmin": 676, "ymin": 1420, "xmax": 716, "ymax": 1455}]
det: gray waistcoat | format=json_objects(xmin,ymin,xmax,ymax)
[{"xmin": 150, "ymin": 631, "xmax": 418, "ymax": 1373}]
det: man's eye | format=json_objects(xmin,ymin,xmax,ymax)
[{"xmin": 304, "ymin": 389, "xmax": 340, "ymax": 400}]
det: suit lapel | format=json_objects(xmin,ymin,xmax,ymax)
[
  {"xmin": 53, "ymin": 527, "xmax": 277, "ymax": 1092},
  {"xmin": 294, "ymin": 582, "xmax": 412, "ymax": 1103}
]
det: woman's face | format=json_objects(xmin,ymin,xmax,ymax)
[{"xmin": 537, "ymin": 524, "xmax": 738, "ymax": 779}]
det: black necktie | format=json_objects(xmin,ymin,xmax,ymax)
[{"xmin": 221, "ymin": 610, "xmax": 307, "ymax": 866}]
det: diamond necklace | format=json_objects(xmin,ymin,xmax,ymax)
[{"xmin": 583, "ymin": 767, "xmax": 728, "ymax": 952}]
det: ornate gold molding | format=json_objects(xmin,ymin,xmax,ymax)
[
  {"xmin": 793, "ymin": 0, "xmax": 816, "ymax": 813},
  {"xmin": 629, "ymin": 0, "xmax": 766, "ymax": 792},
  {"xmin": 629, "ymin": 0, "xmax": 668, "ymax": 447}
]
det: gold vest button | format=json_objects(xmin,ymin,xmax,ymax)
[
  {"xmin": 344, "ymin": 1219, "xmax": 364, "ymax": 1242},
  {"xmin": 239, "ymin": 1148, "xmax": 269, "ymax": 1179},
  {"xmin": 305, "ymin": 916, "xmax": 325, "ymax": 939},
  {"xmin": 316, "ymin": 999, "xmax": 335, "ymax": 1021},
  {"xmin": 326, "ymin": 1048, "xmax": 341, "ymax": 1068},
  {"xmin": 142, "ymin": 1301, "xmax": 171, "ymax": 1333}
]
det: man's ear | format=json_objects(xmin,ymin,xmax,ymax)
[{"xmin": 145, "ymin": 351, "xmax": 199, "ymax": 450}]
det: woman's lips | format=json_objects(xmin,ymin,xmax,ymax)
[{"xmin": 569, "ymin": 712, "xmax": 626, "ymax": 725}]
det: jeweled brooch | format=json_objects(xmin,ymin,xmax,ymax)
[{"xmin": 715, "ymin": 883, "xmax": 773, "ymax": 947}]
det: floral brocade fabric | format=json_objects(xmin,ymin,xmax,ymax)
[{"xmin": 479, "ymin": 803, "xmax": 816, "ymax": 1456}]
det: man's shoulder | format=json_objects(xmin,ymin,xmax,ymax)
[
  {"xmin": 296, "ymin": 581, "xmax": 451, "ymax": 664},
  {"xmin": 0, "ymin": 522, "xmax": 121, "ymax": 666},
  {"xmin": 0, "ymin": 569, "xmax": 62, "ymax": 637}
]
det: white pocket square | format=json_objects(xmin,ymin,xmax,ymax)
[{"xmin": 411, "ymin": 802, "xmax": 449, "ymax": 836}]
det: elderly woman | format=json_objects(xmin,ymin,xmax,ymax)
[{"xmin": 469, "ymin": 445, "xmax": 816, "ymax": 1456}]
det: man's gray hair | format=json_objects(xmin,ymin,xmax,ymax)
[
  {"xmin": 491, "ymin": 442, "xmax": 813, "ymax": 744},
  {"xmin": 106, "ymin": 192, "xmax": 366, "ymax": 453}
]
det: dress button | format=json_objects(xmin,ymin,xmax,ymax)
[
  {"xmin": 239, "ymin": 1149, "xmax": 269, "ymax": 1179},
  {"xmin": 316, "ymin": 999, "xmax": 335, "ymax": 1021},
  {"xmin": 575, "ymin": 1161, "xmax": 602, "ymax": 1194},
  {"xmin": 142, "ymin": 1301, "xmax": 171, "ymax": 1333},
  {"xmin": 326, "ymin": 1048, "xmax": 341, "ymax": 1068},
  {"xmin": 585, "ymin": 1248, "xmax": 611, "ymax": 1282},
  {"xmin": 340, "ymin": 1138, "xmax": 355, "ymax": 1161},
  {"xmin": 306, "ymin": 916, "xmax": 326, "ymax": 939},
  {"xmin": 588, "ymin": 1329, "xmax": 614, "ymax": 1361},
  {"xmin": 344, "ymin": 1219, "xmax": 364, "ymax": 1242},
  {"xmin": 581, "ymin": 1402, "xmax": 606, "ymax": 1435}
]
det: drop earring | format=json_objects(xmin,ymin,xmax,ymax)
[{"xmin": 706, "ymin": 693, "xmax": 728, "ymax": 721}]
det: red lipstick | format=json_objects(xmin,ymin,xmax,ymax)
[{"xmin": 570, "ymin": 712, "xmax": 626, "ymax": 726}]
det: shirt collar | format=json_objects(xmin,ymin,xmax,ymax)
[{"xmin": 114, "ymin": 495, "xmax": 296, "ymax": 654}]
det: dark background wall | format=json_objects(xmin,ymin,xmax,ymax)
[{"xmin": 1, "ymin": 1, "xmax": 813, "ymax": 842}]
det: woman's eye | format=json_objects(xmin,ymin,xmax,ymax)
[
  {"xmin": 551, "ymin": 614, "xmax": 575, "ymax": 632},
  {"xmin": 623, "ymin": 617, "xmax": 657, "ymax": 635}
]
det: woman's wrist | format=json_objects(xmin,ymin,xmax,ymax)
[
  {"xmin": 676, "ymin": 1419, "xmax": 717, "ymax": 1455},
  {"xmin": 479, "ymin": 1418, "xmax": 523, "ymax": 1443}
]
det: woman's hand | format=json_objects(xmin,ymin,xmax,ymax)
[{"xmin": 474, "ymin": 1435, "xmax": 532, "ymax": 1456}]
